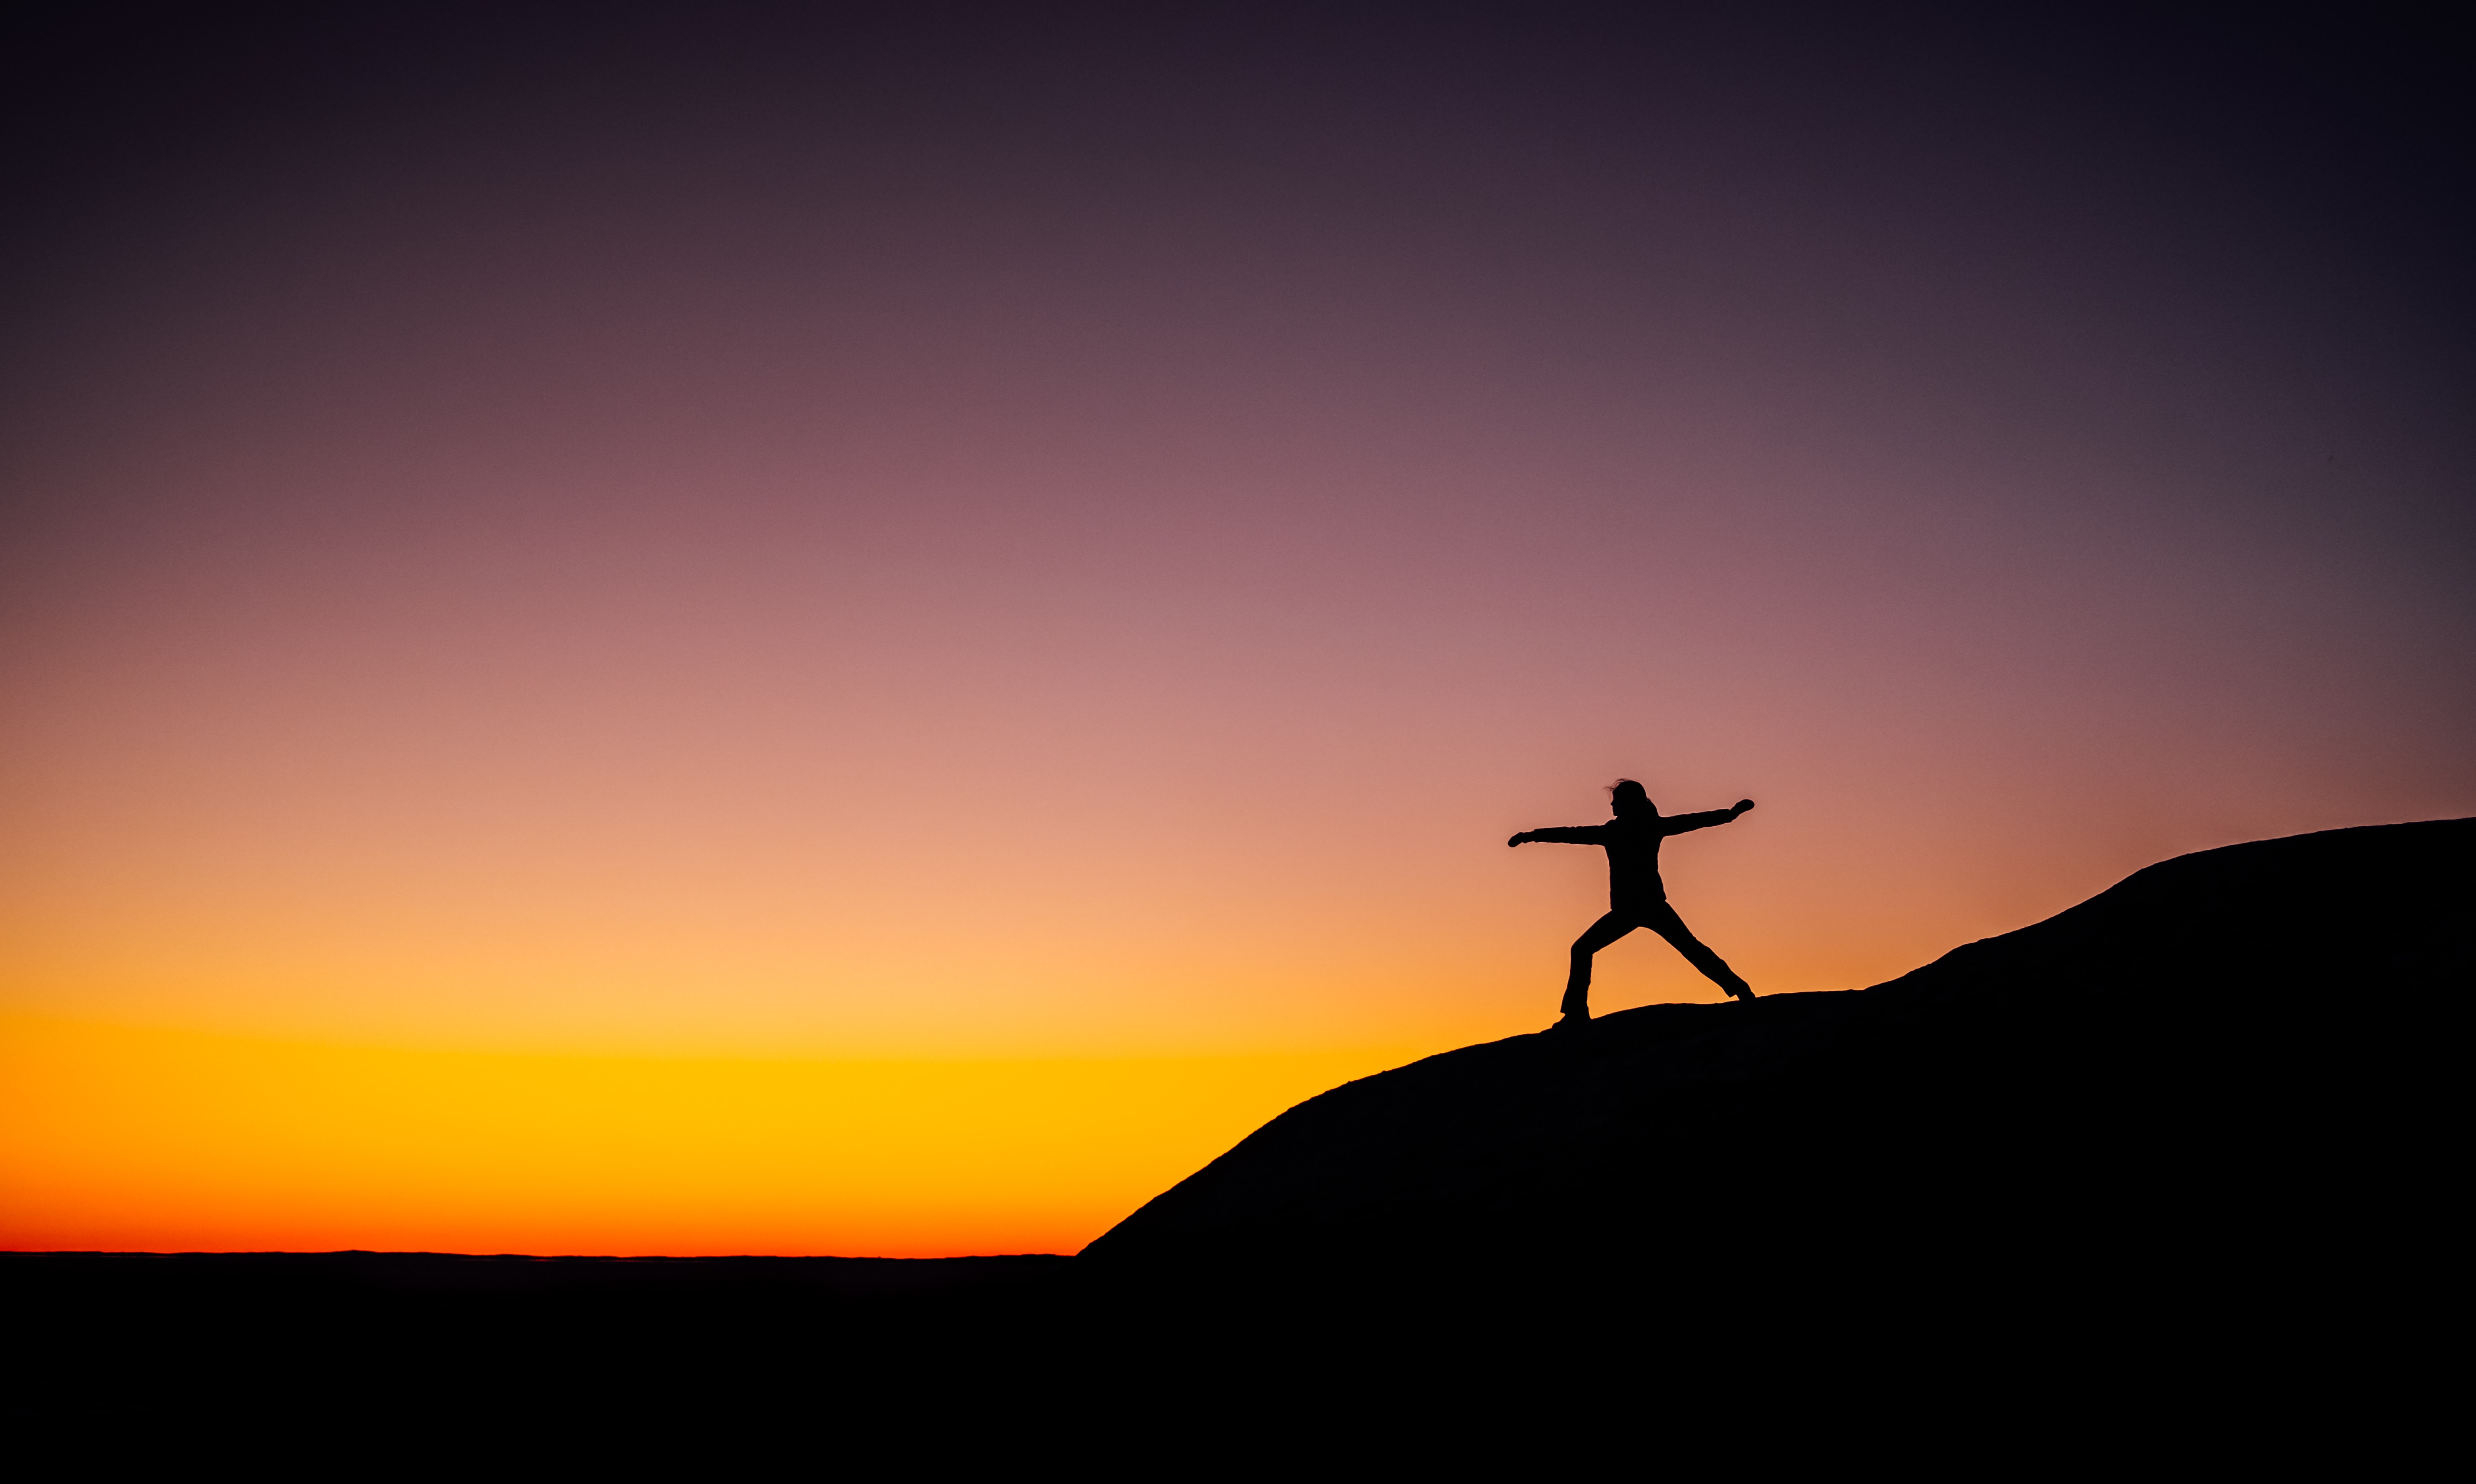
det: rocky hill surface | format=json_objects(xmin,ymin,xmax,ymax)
[{"xmin": 1084, "ymin": 819, "xmax": 2470, "ymax": 1268}]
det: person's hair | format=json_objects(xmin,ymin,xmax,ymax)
[{"xmin": 1609, "ymin": 778, "xmax": 1650, "ymax": 805}]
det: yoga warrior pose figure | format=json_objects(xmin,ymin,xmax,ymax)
[{"xmin": 1509, "ymin": 779, "xmax": 1755, "ymax": 1029}]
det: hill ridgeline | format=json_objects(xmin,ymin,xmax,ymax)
[{"xmin": 1083, "ymin": 819, "xmax": 2470, "ymax": 1266}]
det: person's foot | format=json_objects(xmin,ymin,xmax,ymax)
[
  {"xmin": 1550, "ymin": 1010, "xmax": 1592, "ymax": 1032},
  {"xmin": 1728, "ymin": 985, "xmax": 1757, "ymax": 1003}
]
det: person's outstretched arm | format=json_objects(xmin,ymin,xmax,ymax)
[
  {"xmin": 1507, "ymin": 824, "xmax": 1610, "ymax": 847},
  {"xmin": 1658, "ymin": 799, "xmax": 1756, "ymax": 835}
]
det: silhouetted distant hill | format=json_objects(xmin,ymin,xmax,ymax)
[{"xmin": 1084, "ymin": 820, "xmax": 2471, "ymax": 1269}]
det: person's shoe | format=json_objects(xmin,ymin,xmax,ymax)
[
  {"xmin": 1728, "ymin": 985, "xmax": 1757, "ymax": 1003},
  {"xmin": 1550, "ymin": 1010, "xmax": 1592, "ymax": 1032}
]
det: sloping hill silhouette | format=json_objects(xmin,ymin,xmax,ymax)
[{"xmin": 1085, "ymin": 819, "xmax": 2470, "ymax": 1267}]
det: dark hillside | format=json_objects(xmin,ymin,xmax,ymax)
[{"xmin": 1084, "ymin": 819, "xmax": 2471, "ymax": 1268}]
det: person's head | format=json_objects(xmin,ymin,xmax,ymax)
[{"xmin": 1609, "ymin": 779, "xmax": 1654, "ymax": 817}]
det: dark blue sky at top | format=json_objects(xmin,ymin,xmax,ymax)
[{"xmin": 6, "ymin": 2, "xmax": 2468, "ymax": 681}]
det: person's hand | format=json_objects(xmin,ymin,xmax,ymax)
[
  {"xmin": 1507, "ymin": 831, "xmax": 1532, "ymax": 847},
  {"xmin": 1732, "ymin": 799, "xmax": 1755, "ymax": 816}
]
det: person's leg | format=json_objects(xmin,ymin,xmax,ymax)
[
  {"xmin": 1564, "ymin": 913, "xmax": 1635, "ymax": 1019},
  {"xmin": 1640, "ymin": 901, "xmax": 1754, "ymax": 1000}
]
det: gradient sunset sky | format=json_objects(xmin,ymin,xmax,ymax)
[{"xmin": 5, "ymin": 4, "xmax": 2469, "ymax": 1255}]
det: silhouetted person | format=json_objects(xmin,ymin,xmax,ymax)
[{"xmin": 1509, "ymin": 779, "xmax": 1755, "ymax": 1029}]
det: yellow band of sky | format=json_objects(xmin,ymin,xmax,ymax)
[{"xmin": 0, "ymin": 1014, "xmax": 1420, "ymax": 1256}]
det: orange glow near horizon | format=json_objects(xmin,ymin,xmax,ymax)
[{"xmin": 0, "ymin": 1015, "xmax": 1414, "ymax": 1256}]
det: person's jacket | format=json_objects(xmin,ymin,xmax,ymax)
[{"xmin": 1525, "ymin": 809, "xmax": 1736, "ymax": 910}]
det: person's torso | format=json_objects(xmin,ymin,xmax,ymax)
[{"xmin": 1602, "ymin": 815, "xmax": 1669, "ymax": 905}]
